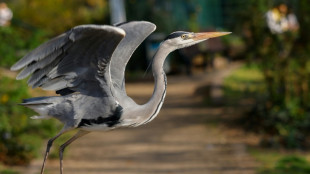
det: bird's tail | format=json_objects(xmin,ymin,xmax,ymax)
[{"xmin": 20, "ymin": 96, "xmax": 57, "ymax": 119}]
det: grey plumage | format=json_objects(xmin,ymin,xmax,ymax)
[
  {"xmin": 111, "ymin": 21, "xmax": 156, "ymax": 92},
  {"xmin": 11, "ymin": 21, "xmax": 230, "ymax": 174}
]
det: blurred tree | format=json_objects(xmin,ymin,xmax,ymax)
[
  {"xmin": 126, "ymin": 0, "xmax": 213, "ymax": 33},
  {"xmin": 0, "ymin": 77, "xmax": 61, "ymax": 165},
  {"xmin": 0, "ymin": 0, "xmax": 109, "ymax": 67},
  {"xmin": 234, "ymin": 0, "xmax": 310, "ymax": 149},
  {"xmin": 9, "ymin": 0, "xmax": 109, "ymax": 34}
]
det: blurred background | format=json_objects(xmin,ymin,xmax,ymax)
[{"xmin": 1, "ymin": 0, "xmax": 310, "ymax": 173}]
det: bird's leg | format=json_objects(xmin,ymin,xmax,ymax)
[
  {"xmin": 40, "ymin": 128, "xmax": 71, "ymax": 174},
  {"xmin": 59, "ymin": 130, "xmax": 89, "ymax": 174}
]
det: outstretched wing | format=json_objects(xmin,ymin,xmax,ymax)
[
  {"xmin": 11, "ymin": 25, "xmax": 125, "ymax": 96},
  {"xmin": 110, "ymin": 21, "xmax": 156, "ymax": 94}
]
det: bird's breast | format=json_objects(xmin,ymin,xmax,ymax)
[{"xmin": 77, "ymin": 103, "xmax": 123, "ymax": 131}]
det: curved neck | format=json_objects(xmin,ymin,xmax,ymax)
[{"xmin": 141, "ymin": 43, "xmax": 172, "ymax": 124}]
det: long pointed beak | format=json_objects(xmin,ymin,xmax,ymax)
[{"xmin": 193, "ymin": 32, "xmax": 231, "ymax": 40}]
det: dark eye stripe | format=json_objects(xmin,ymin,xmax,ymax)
[{"xmin": 164, "ymin": 31, "xmax": 188, "ymax": 40}]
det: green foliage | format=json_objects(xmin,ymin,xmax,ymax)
[
  {"xmin": 230, "ymin": 0, "xmax": 310, "ymax": 149},
  {"xmin": 0, "ymin": 170, "xmax": 19, "ymax": 174},
  {"xmin": 0, "ymin": 0, "xmax": 109, "ymax": 68},
  {"xmin": 0, "ymin": 26, "xmax": 48, "ymax": 68},
  {"xmin": 0, "ymin": 27, "xmax": 24, "ymax": 67},
  {"xmin": 247, "ymin": 101, "xmax": 310, "ymax": 149},
  {"xmin": 260, "ymin": 155, "xmax": 310, "ymax": 174},
  {"xmin": 9, "ymin": 0, "xmax": 109, "ymax": 34},
  {"xmin": 0, "ymin": 77, "xmax": 59, "ymax": 165},
  {"xmin": 223, "ymin": 65, "xmax": 265, "ymax": 103},
  {"xmin": 225, "ymin": 64, "xmax": 310, "ymax": 149},
  {"xmin": 126, "ymin": 0, "xmax": 204, "ymax": 32}
]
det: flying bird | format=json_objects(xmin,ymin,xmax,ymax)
[{"xmin": 11, "ymin": 21, "xmax": 230, "ymax": 174}]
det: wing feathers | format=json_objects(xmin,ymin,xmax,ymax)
[
  {"xmin": 11, "ymin": 24, "xmax": 125, "ymax": 95},
  {"xmin": 41, "ymin": 76, "xmax": 67, "ymax": 90},
  {"xmin": 16, "ymin": 49, "xmax": 63, "ymax": 80},
  {"xmin": 10, "ymin": 33, "xmax": 68, "ymax": 71},
  {"xmin": 28, "ymin": 55, "xmax": 64, "ymax": 86}
]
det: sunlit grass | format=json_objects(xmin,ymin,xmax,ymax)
[
  {"xmin": 223, "ymin": 64, "xmax": 266, "ymax": 98},
  {"xmin": 249, "ymin": 147, "xmax": 285, "ymax": 169},
  {"xmin": 250, "ymin": 147, "xmax": 310, "ymax": 174}
]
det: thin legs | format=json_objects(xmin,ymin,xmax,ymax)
[
  {"xmin": 40, "ymin": 128, "xmax": 72, "ymax": 174},
  {"xmin": 59, "ymin": 130, "xmax": 89, "ymax": 174}
]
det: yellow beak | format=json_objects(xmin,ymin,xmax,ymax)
[{"xmin": 193, "ymin": 32, "xmax": 231, "ymax": 40}]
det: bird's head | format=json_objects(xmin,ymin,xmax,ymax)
[{"xmin": 162, "ymin": 31, "xmax": 231, "ymax": 51}]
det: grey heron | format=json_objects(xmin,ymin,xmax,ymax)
[{"xmin": 10, "ymin": 21, "xmax": 230, "ymax": 174}]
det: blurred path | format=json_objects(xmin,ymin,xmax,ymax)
[{"xmin": 22, "ymin": 62, "xmax": 259, "ymax": 174}]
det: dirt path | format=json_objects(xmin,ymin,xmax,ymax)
[{"xmin": 22, "ymin": 62, "xmax": 259, "ymax": 174}]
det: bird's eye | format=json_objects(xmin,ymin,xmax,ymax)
[{"xmin": 181, "ymin": 35, "xmax": 187, "ymax": 39}]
